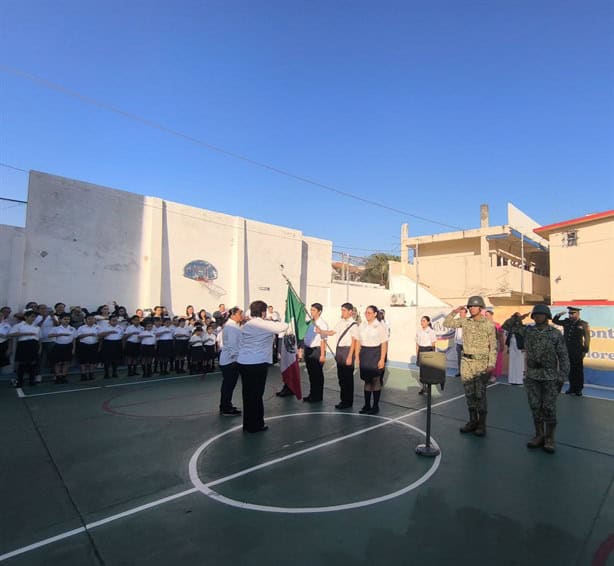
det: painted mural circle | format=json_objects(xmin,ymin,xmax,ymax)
[{"xmin": 188, "ymin": 411, "xmax": 440, "ymax": 514}]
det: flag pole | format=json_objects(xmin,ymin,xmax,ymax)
[{"xmin": 280, "ymin": 265, "xmax": 335, "ymax": 358}]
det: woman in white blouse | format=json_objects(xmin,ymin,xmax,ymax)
[
  {"xmin": 9, "ymin": 309, "xmax": 41, "ymax": 387},
  {"xmin": 238, "ymin": 300, "xmax": 288, "ymax": 433},
  {"xmin": 416, "ymin": 316, "xmax": 437, "ymax": 395},
  {"xmin": 356, "ymin": 305, "xmax": 388, "ymax": 415}
]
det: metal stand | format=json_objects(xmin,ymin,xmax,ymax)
[{"xmin": 416, "ymin": 384, "xmax": 440, "ymax": 457}]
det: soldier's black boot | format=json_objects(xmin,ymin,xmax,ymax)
[
  {"xmin": 527, "ymin": 420, "xmax": 545, "ymax": 448},
  {"xmin": 459, "ymin": 409, "xmax": 478, "ymax": 433},
  {"xmin": 543, "ymin": 423, "xmax": 556, "ymax": 453},
  {"xmin": 474, "ymin": 412, "xmax": 487, "ymax": 437}
]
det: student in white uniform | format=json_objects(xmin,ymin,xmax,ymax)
[
  {"xmin": 356, "ymin": 305, "xmax": 388, "ymax": 414},
  {"xmin": 173, "ymin": 318, "xmax": 191, "ymax": 373},
  {"xmin": 318, "ymin": 302, "xmax": 359, "ymax": 409},
  {"xmin": 47, "ymin": 313, "xmax": 76, "ymax": 384},
  {"xmin": 218, "ymin": 307, "xmax": 243, "ymax": 416},
  {"xmin": 138, "ymin": 320, "xmax": 157, "ymax": 378},
  {"xmin": 416, "ymin": 316, "xmax": 437, "ymax": 395},
  {"xmin": 238, "ymin": 300, "xmax": 288, "ymax": 433},
  {"xmin": 454, "ymin": 307, "xmax": 467, "ymax": 377},
  {"xmin": 189, "ymin": 326, "xmax": 207, "ymax": 374},
  {"xmin": 75, "ymin": 313, "xmax": 99, "ymax": 381},
  {"xmin": 99, "ymin": 314, "xmax": 124, "ymax": 378},
  {"xmin": 124, "ymin": 315, "xmax": 143, "ymax": 376},
  {"xmin": 0, "ymin": 310, "xmax": 13, "ymax": 369},
  {"xmin": 9, "ymin": 310, "xmax": 41, "ymax": 387},
  {"xmin": 302, "ymin": 303, "xmax": 329, "ymax": 403},
  {"xmin": 202, "ymin": 324, "xmax": 217, "ymax": 372},
  {"xmin": 34, "ymin": 304, "xmax": 58, "ymax": 381},
  {"xmin": 155, "ymin": 317, "xmax": 175, "ymax": 375}
]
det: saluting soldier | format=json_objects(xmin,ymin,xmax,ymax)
[
  {"xmin": 552, "ymin": 307, "xmax": 590, "ymax": 396},
  {"xmin": 503, "ymin": 305, "xmax": 569, "ymax": 453},
  {"xmin": 444, "ymin": 295, "xmax": 497, "ymax": 437}
]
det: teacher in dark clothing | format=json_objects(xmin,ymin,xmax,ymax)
[{"xmin": 238, "ymin": 300, "xmax": 288, "ymax": 433}]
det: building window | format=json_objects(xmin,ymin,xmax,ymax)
[{"xmin": 565, "ymin": 231, "xmax": 578, "ymax": 247}]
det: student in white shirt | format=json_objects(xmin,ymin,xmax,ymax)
[
  {"xmin": 173, "ymin": 318, "xmax": 191, "ymax": 373},
  {"xmin": 124, "ymin": 315, "xmax": 143, "ymax": 376},
  {"xmin": 238, "ymin": 300, "xmax": 288, "ymax": 433},
  {"xmin": 47, "ymin": 313, "xmax": 76, "ymax": 384},
  {"xmin": 356, "ymin": 305, "xmax": 388, "ymax": 414},
  {"xmin": 302, "ymin": 302, "xmax": 329, "ymax": 403},
  {"xmin": 416, "ymin": 316, "xmax": 437, "ymax": 395},
  {"xmin": 0, "ymin": 310, "xmax": 12, "ymax": 369},
  {"xmin": 319, "ymin": 302, "xmax": 360, "ymax": 409},
  {"xmin": 454, "ymin": 307, "xmax": 467, "ymax": 377},
  {"xmin": 9, "ymin": 310, "xmax": 41, "ymax": 387},
  {"xmin": 138, "ymin": 320, "xmax": 157, "ymax": 378},
  {"xmin": 35, "ymin": 304, "xmax": 58, "ymax": 377},
  {"xmin": 99, "ymin": 314, "xmax": 124, "ymax": 379},
  {"xmin": 155, "ymin": 318, "xmax": 175, "ymax": 376},
  {"xmin": 76, "ymin": 313, "xmax": 99, "ymax": 381},
  {"xmin": 203, "ymin": 324, "xmax": 217, "ymax": 372},
  {"xmin": 189, "ymin": 326, "xmax": 206, "ymax": 374},
  {"xmin": 218, "ymin": 307, "xmax": 243, "ymax": 416}
]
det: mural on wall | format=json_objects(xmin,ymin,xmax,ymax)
[{"xmin": 183, "ymin": 260, "xmax": 226, "ymax": 297}]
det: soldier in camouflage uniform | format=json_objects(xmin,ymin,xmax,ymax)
[
  {"xmin": 502, "ymin": 305, "xmax": 569, "ymax": 453},
  {"xmin": 444, "ymin": 296, "xmax": 497, "ymax": 437}
]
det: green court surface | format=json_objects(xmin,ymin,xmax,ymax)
[{"xmin": 1, "ymin": 365, "xmax": 612, "ymax": 565}]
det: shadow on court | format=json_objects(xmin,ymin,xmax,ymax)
[{"xmin": 0, "ymin": 364, "xmax": 612, "ymax": 565}]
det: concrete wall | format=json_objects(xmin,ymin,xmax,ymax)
[
  {"xmin": 0, "ymin": 225, "xmax": 25, "ymax": 308},
  {"xmin": 11, "ymin": 171, "xmax": 331, "ymax": 314},
  {"xmin": 548, "ymin": 219, "xmax": 614, "ymax": 303}
]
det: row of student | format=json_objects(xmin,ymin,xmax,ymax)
[{"xmin": 1, "ymin": 311, "xmax": 223, "ymax": 386}]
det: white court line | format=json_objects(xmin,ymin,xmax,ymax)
[
  {"xmin": 16, "ymin": 372, "xmax": 220, "ymax": 399},
  {"xmin": 1, "ymin": 385, "xmax": 493, "ymax": 562},
  {"xmin": 16, "ymin": 388, "xmax": 24, "ymax": 398}
]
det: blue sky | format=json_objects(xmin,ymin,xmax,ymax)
[{"xmin": 1, "ymin": 0, "xmax": 612, "ymax": 257}]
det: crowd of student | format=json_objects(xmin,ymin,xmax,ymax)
[{"xmin": 0, "ymin": 301, "xmax": 237, "ymax": 387}]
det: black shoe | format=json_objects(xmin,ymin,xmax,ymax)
[
  {"xmin": 302, "ymin": 396, "xmax": 312, "ymax": 403},
  {"xmin": 575, "ymin": 391, "xmax": 583, "ymax": 397},
  {"xmin": 303, "ymin": 397, "xmax": 322, "ymax": 403},
  {"xmin": 358, "ymin": 405, "xmax": 371, "ymax": 414},
  {"xmin": 335, "ymin": 403, "xmax": 352, "ymax": 409},
  {"xmin": 276, "ymin": 387, "xmax": 293, "ymax": 397},
  {"xmin": 244, "ymin": 426, "xmax": 269, "ymax": 433},
  {"xmin": 220, "ymin": 408, "xmax": 242, "ymax": 416},
  {"xmin": 564, "ymin": 389, "xmax": 574, "ymax": 395},
  {"xmin": 367, "ymin": 406, "xmax": 380, "ymax": 415}
]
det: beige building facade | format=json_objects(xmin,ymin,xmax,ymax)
[
  {"xmin": 534, "ymin": 210, "xmax": 614, "ymax": 305},
  {"xmin": 395, "ymin": 204, "xmax": 550, "ymax": 306}
]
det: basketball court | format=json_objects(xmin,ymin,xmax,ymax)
[{"xmin": 1, "ymin": 364, "xmax": 612, "ymax": 565}]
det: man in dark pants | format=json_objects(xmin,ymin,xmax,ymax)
[
  {"xmin": 319, "ymin": 303, "xmax": 359, "ymax": 409},
  {"xmin": 218, "ymin": 307, "xmax": 243, "ymax": 416},
  {"xmin": 553, "ymin": 306, "xmax": 591, "ymax": 396},
  {"xmin": 302, "ymin": 303, "xmax": 328, "ymax": 403}
]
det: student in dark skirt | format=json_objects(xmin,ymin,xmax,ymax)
[
  {"xmin": 203, "ymin": 324, "xmax": 217, "ymax": 372},
  {"xmin": 99, "ymin": 314, "xmax": 124, "ymax": 378},
  {"xmin": 75, "ymin": 313, "xmax": 99, "ymax": 381},
  {"xmin": 124, "ymin": 315, "xmax": 143, "ymax": 376},
  {"xmin": 48, "ymin": 313, "xmax": 76, "ymax": 384},
  {"xmin": 173, "ymin": 318, "xmax": 190, "ymax": 373},
  {"xmin": 356, "ymin": 305, "xmax": 389, "ymax": 414},
  {"xmin": 138, "ymin": 320, "xmax": 156, "ymax": 378},
  {"xmin": 155, "ymin": 317, "xmax": 175, "ymax": 375},
  {"xmin": 189, "ymin": 326, "xmax": 206, "ymax": 374},
  {"xmin": 9, "ymin": 310, "xmax": 41, "ymax": 387}
]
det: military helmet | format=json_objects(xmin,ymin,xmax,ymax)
[
  {"xmin": 467, "ymin": 295, "xmax": 486, "ymax": 308},
  {"xmin": 531, "ymin": 304, "xmax": 552, "ymax": 319}
]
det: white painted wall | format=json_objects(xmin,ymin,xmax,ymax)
[
  {"xmin": 0, "ymin": 225, "xmax": 25, "ymax": 308},
  {"xmin": 11, "ymin": 171, "xmax": 331, "ymax": 315}
]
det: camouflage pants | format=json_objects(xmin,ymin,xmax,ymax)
[
  {"xmin": 461, "ymin": 357, "xmax": 490, "ymax": 413},
  {"xmin": 463, "ymin": 377, "xmax": 488, "ymax": 413},
  {"xmin": 525, "ymin": 378, "xmax": 559, "ymax": 424}
]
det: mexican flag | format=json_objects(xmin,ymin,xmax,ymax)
[{"xmin": 280, "ymin": 285, "xmax": 309, "ymax": 399}]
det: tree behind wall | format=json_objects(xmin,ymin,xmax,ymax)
[{"xmin": 359, "ymin": 253, "xmax": 400, "ymax": 287}]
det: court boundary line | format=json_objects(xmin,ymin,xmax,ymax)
[
  {"xmin": 15, "ymin": 372, "xmax": 221, "ymax": 399},
  {"xmin": 0, "ymin": 386, "xmax": 491, "ymax": 562}
]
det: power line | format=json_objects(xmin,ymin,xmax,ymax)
[
  {"xmin": 0, "ymin": 163, "xmax": 28, "ymax": 174},
  {"xmin": 0, "ymin": 64, "xmax": 463, "ymax": 231}
]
